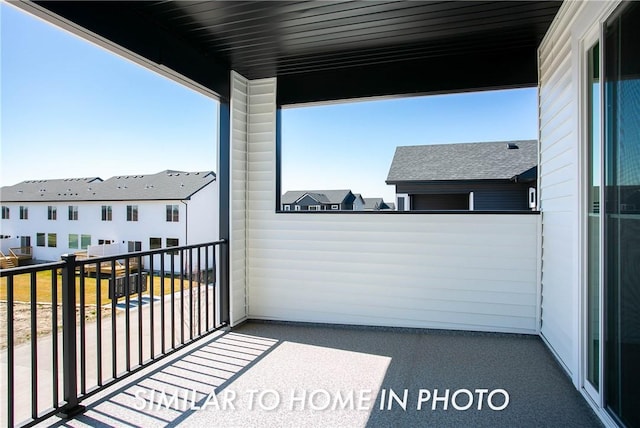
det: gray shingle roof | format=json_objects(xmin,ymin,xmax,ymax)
[
  {"xmin": 282, "ymin": 190, "xmax": 352, "ymax": 204},
  {"xmin": 363, "ymin": 198, "xmax": 384, "ymax": 210},
  {"xmin": 386, "ymin": 140, "xmax": 537, "ymax": 182},
  {"xmin": 362, "ymin": 198, "xmax": 394, "ymax": 210},
  {"xmin": 0, "ymin": 170, "xmax": 215, "ymax": 202}
]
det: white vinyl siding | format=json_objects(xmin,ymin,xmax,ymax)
[
  {"xmin": 537, "ymin": 0, "xmax": 619, "ymax": 383},
  {"xmin": 237, "ymin": 77, "xmax": 540, "ymax": 334},
  {"xmin": 538, "ymin": 2, "xmax": 580, "ymax": 377},
  {"xmin": 229, "ymin": 71, "xmax": 249, "ymax": 326}
]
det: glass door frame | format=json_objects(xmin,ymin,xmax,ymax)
[{"xmin": 580, "ymin": 21, "xmax": 606, "ymax": 409}]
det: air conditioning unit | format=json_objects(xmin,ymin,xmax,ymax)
[{"xmin": 528, "ymin": 187, "xmax": 537, "ymax": 209}]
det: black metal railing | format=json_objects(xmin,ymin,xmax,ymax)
[{"xmin": 1, "ymin": 240, "xmax": 227, "ymax": 427}]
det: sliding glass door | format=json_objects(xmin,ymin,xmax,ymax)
[
  {"xmin": 586, "ymin": 40, "xmax": 600, "ymax": 394},
  {"xmin": 604, "ymin": 2, "xmax": 640, "ymax": 426}
]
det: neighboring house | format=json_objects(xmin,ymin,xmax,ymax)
[
  {"xmin": 362, "ymin": 197, "xmax": 394, "ymax": 211},
  {"xmin": 0, "ymin": 170, "xmax": 217, "ymax": 262},
  {"xmin": 352, "ymin": 193, "xmax": 365, "ymax": 211},
  {"xmin": 281, "ymin": 190, "xmax": 357, "ymax": 211},
  {"xmin": 386, "ymin": 140, "xmax": 537, "ymax": 211}
]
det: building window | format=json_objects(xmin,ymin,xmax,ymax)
[
  {"xmin": 127, "ymin": 205, "xmax": 138, "ymax": 222},
  {"xmin": 48, "ymin": 205, "xmax": 57, "ymax": 220},
  {"xmin": 19, "ymin": 206, "xmax": 28, "ymax": 220},
  {"xmin": 309, "ymin": 205, "xmax": 320, "ymax": 211},
  {"xmin": 166, "ymin": 204, "xmax": 179, "ymax": 222},
  {"xmin": 98, "ymin": 239, "xmax": 113, "ymax": 245},
  {"xmin": 68, "ymin": 234, "xmax": 79, "ymax": 249},
  {"xmin": 101, "ymin": 205, "xmax": 112, "ymax": 221},
  {"xmin": 294, "ymin": 205, "xmax": 301, "ymax": 211},
  {"xmin": 331, "ymin": 205, "xmax": 339, "ymax": 210},
  {"xmin": 80, "ymin": 234, "xmax": 91, "ymax": 249},
  {"xmin": 47, "ymin": 233, "xmax": 57, "ymax": 248},
  {"xmin": 68, "ymin": 205, "xmax": 78, "ymax": 221},
  {"xmin": 166, "ymin": 238, "xmax": 179, "ymax": 255},
  {"xmin": 150, "ymin": 237, "xmax": 162, "ymax": 250},
  {"xmin": 283, "ymin": 205, "xmax": 291, "ymax": 211},
  {"xmin": 37, "ymin": 233, "xmax": 45, "ymax": 247},
  {"xmin": 128, "ymin": 241, "xmax": 142, "ymax": 252},
  {"xmin": 1, "ymin": 206, "xmax": 9, "ymax": 219},
  {"xmin": 20, "ymin": 236, "xmax": 30, "ymax": 248}
]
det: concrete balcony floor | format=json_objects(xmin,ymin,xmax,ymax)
[{"xmin": 35, "ymin": 321, "xmax": 601, "ymax": 427}]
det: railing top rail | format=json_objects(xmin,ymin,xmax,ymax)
[
  {"xmin": 73, "ymin": 239, "xmax": 226, "ymax": 266},
  {"xmin": 0, "ymin": 240, "xmax": 225, "ymax": 274},
  {"xmin": 0, "ymin": 260, "xmax": 65, "ymax": 276}
]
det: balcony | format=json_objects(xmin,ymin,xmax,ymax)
[
  {"xmin": 1, "ymin": 235, "xmax": 601, "ymax": 427},
  {"xmin": 3, "ymin": 1, "xmax": 627, "ymax": 426},
  {"xmin": 4, "ymin": 320, "xmax": 600, "ymax": 427}
]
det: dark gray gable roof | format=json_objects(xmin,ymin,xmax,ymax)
[
  {"xmin": 0, "ymin": 170, "xmax": 215, "ymax": 202},
  {"xmin": 363, "ymin": 198, "xmax": 384, "ymax": 210},
  {"xmin": 386, "ymin": 140, "xmax": 537, "ymax": 182},
  {"xmin": 0, "ymin": 177, "xmax": 103, "ymax": 202},
  {"xmin": 97, "ymin": 170, "xmax": 215, "ymax": 201},
  {"xmin": 363, "ymin": 197, "xmax": 394, "ymax": 210},
  {"xmin": 282, "ymin": 190, "xmax": 353, "ymax": 205}
]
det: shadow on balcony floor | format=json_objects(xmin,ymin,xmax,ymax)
[{"xmin": 35, "ymin": 321, "xmax": 602, "ymax": 428}]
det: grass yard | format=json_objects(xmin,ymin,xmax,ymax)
[{"xmin": 0, "ymin": 270, "xmax": 207, "ymax": 306}]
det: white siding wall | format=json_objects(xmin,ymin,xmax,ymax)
[
  {"xmin": 237, "ymin": 78, "xmax": 541, "ymax": 334},
  {"xmin": 538, "ymin": 0, "xmax": 620, "ymax": 383},
  {"xmin": 187, "ymin": 183, "xmax": 218, "ymax": 246},
  {"xmin": 538, "ymin": 1, "xmax": 582, "ymax": 379},
  {"xmin": 0, "ymin": 198, "xmax": 214, "ymax": 261},
  {"xmin": 229, "ymin": 72, "xmax": 249, "ymax": 325}
]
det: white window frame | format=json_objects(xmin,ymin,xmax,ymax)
[
  {"xmin": 331, "ymin": 204, "xmax": 339, "ymax": 210},
  {"xmin": 309, "ymin": 205, "xmax": 321, "ymax": 211},
  {"xmin": 294, "ymin": 205, "xmax": 301, "ymax": 211},
  {"xmin": 283, "ymin": 205, "xmax": 291, "ymax": 211},
  {"xmin": 68, "ymin": 205, "xmax": 79, "ymax": 221}
]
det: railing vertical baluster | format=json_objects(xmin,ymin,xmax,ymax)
[
  {"xmin": 149, "ymin": 254, "xmax": 155, "ymax": 359},
  {"xmin": 59, "ymin": 254, "xmax": 83, "ymax": 418},
  {"xmin": 189, "ymin": 248, "xmax": 193, "ymax": 341},
  {"xmin": 170, "ymin": 254, "xmax": 175, "ymax": 349},
  {"xmin": 79, "ymin": 266, "xmax": 86, "ymax": 395},
  {"xmin": 197, "ymin": 247, "xmax": 202, "ymax": 336},
  {"xmin": 30, "ymin": 272, "xmax": 38, "ymax": 419},
  {"xmin": 180, "ymin": 249, "xmax": 185, "ymax": 345},
  {"xmin": 52, "ymin": 269, "xmax": 59, "ymax": 407},
  {"xmin": 160, "ymin": 254, "xmax": 165, "ymax": 354},
  {"xmin": 213, "ymin": 244, "xmax": 218, "ymax": 327},
  {"xmin": 137, "ymin": 255, "xmax": 143, "ymax": 366},
  {"xmin": 0, "ymin": 242, "xmax": 226, "ymax": 427},
  {"xmin": 7, "ymin": 275, "xmax": 15, "ymax": 427},
  {"xmin": 96, "ymin": 267, "xmax": 102, "ymax": 387},
  {"xmin": 110, "ymin": 261, "xmax": 117, "ymax": 380},
  {"xmin": 124, "ymin": 259, "xmax": 130, "ymax": 372},
  {"xmin": 205, "ymin": 245, "xmax": 209, "ymax": 331}
]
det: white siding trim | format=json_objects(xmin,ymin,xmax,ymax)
[{"xmin": 229, "ymin": 71, "xmax": 249, "ymax": 326}]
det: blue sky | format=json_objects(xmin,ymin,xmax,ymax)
[
  {"xmin": 1, "ymin": 3, "xmax": 218, "ymax": 185},
  {"xmin": 2, "ymin": 3, "xmax": 537, "ymax": 203},
  {"xmin": 282, "ymin": 89, "xmax": 537, "ymax": 201}
]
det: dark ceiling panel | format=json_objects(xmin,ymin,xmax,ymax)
[{"xmin": 31, "ymin": 1, "xmax": 561, "ymax": 105}]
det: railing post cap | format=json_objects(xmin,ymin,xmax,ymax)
[{"xmin": 61, "ymin": 253, "xmax": 76, "ymax": 261}]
